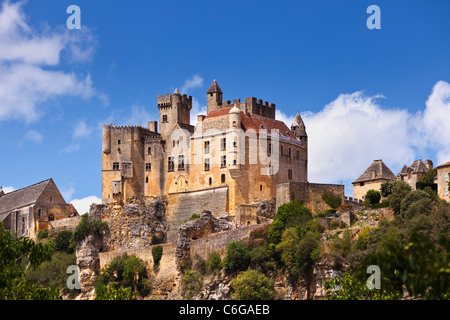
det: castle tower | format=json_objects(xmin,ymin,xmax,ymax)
[
  {"xmin": 158, "ymin": 88, "xmax": 192, "ymax": 140},
  {"xmin": 291, "ymin": 111, "xmax": 307, "ymax": 144},
  {"xmin": 207, "ymin": 79, "xmax": 223, "ymax": 114}
]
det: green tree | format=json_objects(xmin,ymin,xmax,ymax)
[
  {"xmin": 399, "ymin": 189, "xmax": 433, "ymax": 220},
  {"xmin": 181, "ymin": 269, "xmax": 203, "ymax": 299},
  {"xmin": 223, "ymin": 240, "xmax": 251, "ymax": 272},
  {"xmin": 230, "ymin": 270, "xmax": 274, "ymax": 300},
  {"xmin": 73, "ymin": 213, "xmax": 108, "ymax": 243},
  {"xmin": 380, "ymin": 180, "xmax": 397, "ymax": 198},
  {"xmin": 54, "ymin": 230, "xmax": 75, "ymax": 254},
  {"xmin": 365, "ymin": 189, "xmax": 381, "ymax": 205},
  {"xmin": 388, "ymin": 181, "xmax": 412, "ymax": 215},
  {"xmin": 268, "ymin": 201, "xmax": 312, "ymax": 246},
  {"xmin": 321, "ymin": 193, "xmax": 342, "ymax": 210},
  {"xmin": 0, "ymin": 222, "xmax": 60, "ymax": 300}
]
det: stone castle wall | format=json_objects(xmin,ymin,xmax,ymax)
[{"xmin": 276, "ymin": 182, "xmax": 345, "ymax": 214}]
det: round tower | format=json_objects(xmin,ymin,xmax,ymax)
[
  {"xmin": 102, "ymin": 125, "xmax": 111, "ymax": 154},
  {"xmin": 229, "ymin": 104, "xmax": 241, "ymax": 129}
]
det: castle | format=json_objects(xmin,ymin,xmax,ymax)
[{"xmin": 101, "ymin": 80, "xmax": 310, "ymax": 235}]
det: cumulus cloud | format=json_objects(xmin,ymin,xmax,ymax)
[
  {"xmin": 277, "ymin": 81, "xmax": 450, "ymax": 194},
  {"xmin": 1, "ymin": 186, "xmax": 15, "ymax": 193},
  {"xmin": 0, "ymin": 1, "xmax": 105, "ymax": 123},
  {"xmin": 70, "ymin": 195, "xmax": 101, "ymax": 215},
  {"xmin": 181, "ymin": 74, "xmax": 203, "ymax": 94}
]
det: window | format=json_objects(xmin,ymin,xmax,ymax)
[
  {"xmin": 288, "ymin": 169, "xmax": 293, "ymax": 180},
  {"xmin": 148, "ymin": 147, "xmax": 152, "ymax": 155},
  {"xmin": 50, "ymin": 197, "xmax": 52, "ymax": 203},
  {"xmin": 113, "ymin": 162, "xmax": 119, "ymax": 171},
  {"xmin": 233, "ymin": 159, "xmax": 237, "ymax": 165},
  {"xmin": 280, "ymin": 145, "xmax": 283, "ymax": 155},
  {"xmin": 360, "ymin": 182, "xmax": 365, "ymax": 187},
  {"xmin": 221, "ymin": 138, "xmax": 226, "ymax": 151},
  {"xmin": 232, "ymin": 121, "xmax": 237, "ymax": 127},
  {"xmin": 204, "ymin": 141, "xmax": 210, "ymax": 154},
  {"xmin": 168, "ymin": 156, "xmax": 174, "ymax": 172},
  {"xmin": 221, "ymin": 174, "xmax": 226, "ymax": 183},
  {"xmin": 146, "ymin": 163, "xmax": 151, "ymax": 172},
  {"xmin": 117, "ymin": 148, "xmax": 121, "ymax": 154},
  {"xmin": 118, "ymin": 140, "xmax": 121, "ymax": 145},
  {"xmin": 38, "ymin": 209, "xmax": 41, "ymax": 218},
  {"xmin": 260, "ymin": 185, "xmax": 263, "ymax": 191},
  {"xmin": 268, "ymin": 142, "xmax": 273, "ymax": 155},
  {"xmin": 233, "ymin": 141, "xmax": 237, "ymax": 148},
  {"xmin": 289, "ymin": 148, "xmax": 291, "ymax": 158},
  {"xmin": 162, "ymin": 115, "xmax": 168, "ymax": 122},
  {"xmin": 178, "ymin": 155, "xmax": 185, "ymax": 171},
  {"xmin": 204, "ymin": 158, "xmax": 210, "ymax": 171},
  {"xmin": 220, "ymin": 155, "xmax": 226, "ymax": 168},
  {"xmin": 146, "ymin": 176, "xmax": 149, "ymax": 183},
  {"xmin": 209, "ymin": 177, "xmax": 212, "ymax": 186}
]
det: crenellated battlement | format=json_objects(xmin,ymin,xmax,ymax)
[{"xmin": 157, "ymin": 93, "xmax": 192, "ymax": 110}]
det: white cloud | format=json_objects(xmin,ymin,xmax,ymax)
[
  {"xmin": 0, "ymin": 1, "xmax": 105, "ymax": 123},
  {"xmin": 59, "ymin": 142, "xmax": 81, "ymax": 155},
  {"xmin": 124, "ymin": 104, "xmax": 156, "ymax": 126},
  {"xmin": 70, "ymin": 195, "xmax": 101, "ymax": 215},
  {"xmin": 190, "ymin": 98, "xmax": 207, "ymax": 126},
  {"xmin": 25, "ymin": 129, "xmax": 43, "ymax": 143},
  {"xmin": 181, "ymin": 74, "xmax": 203, "ymax": 94},
  {"xmin": 1, "ymin": 186, "xmax": 15, "ymax": 193},
  {"xmin": 61, "ymin": 187, "xmax": 75, "ymax": 202},
  {"xmin": 73, "ymin": 120, "xmax": 92, "ymax": 139},
  {"xmin": 276, "ymin": 110, "xmax": 295, "ymax": 127}
]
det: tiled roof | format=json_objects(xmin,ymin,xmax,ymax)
[
  {"xmin": 0, "ymin": 179, "xmax": 52, "ymax": 215},
  {"xmin": 437, "ymin": 161, "xmax": 450, "ymax": 168},
  {"xmin": 352, "ymin": 160, "xmax": 397, "ymax": 184},
  {"xmin": 398, "ymin": 159, "xmax": 428, "ymax": 176},
  {"xmin": 207, "ymin": 80, "xmax": 222, "ymax": 93},
  {"xmin": 204, "ymin": 107, "xmax": 297, "ymax": 139}
]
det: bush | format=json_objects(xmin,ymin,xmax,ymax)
[
  {"xmin": 54, "ymin": 230, "xmax": 74, "ymax": 254},
  {"xmin": 322, "ymin": 193, "xmax": 342, "ymax": 210},
  {"xmin": 181, "ymin": 269, "xmax": 203, "ymax": 299},
  {"xmin": 223, "ymin": 240, "xmax": 251, "ymax": 272},
  {"xmin": 37, "ymin": 230, "xmax": 49, "ymax": 241},
  {"xmin": 206, "ymin": 252, "xmax": 222, "ymax": 273},
  {"xmin": 388, "ymin": 181, "xmax": 412, "ymax": 215},
  {"xmin": 152, "ymin": 245, "xmax": 163, "ymax": 269},
  {"xmin": 73, "ymin": 214, "xmax": 108, "ymax": 243},
  {"xmin": 365, "ymin": 189, "xmax": 381, "ymax": 205},
  {"xmin": 95, "ymin": 285, "xmax": 135, "ymax": 300},
  {"xmin": 230, "ymin": 270, "xmax": 274, "ymax": 300},
  {"xmin": 268, "ymin": 201, "xmax": 312, "ymax": 246}
]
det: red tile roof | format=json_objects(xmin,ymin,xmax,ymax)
[
  {"xmin": 204, "ymin": 107, "xmax": 297, "ymax": 139},
  {"xmin": 437, "ymin": 161, "xmax": 450, "ymax": 168}
]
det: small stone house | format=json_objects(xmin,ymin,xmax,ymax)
[
  {"xmin": 0, "ymin": 179, "xmax": 76, "ymax": 239},
  {"xmin": 352, "ymin": 160, "xmax": 396, "ymax": 201},
  {"xmin": 436, "ymin": 161, "xmax": 450, "ymax": 202},
  {"xmin": 397, "ymin": 159, "xmax": 433, "ymax": 190}
]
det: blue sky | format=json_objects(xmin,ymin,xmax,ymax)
[{"xmin": 0, "ymin": 0, "xmax": 449, "ymax": 213}]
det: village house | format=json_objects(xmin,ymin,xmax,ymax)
[{"xmin": 436, "ymin": 161, "xmax": 450, "ymax": 202}]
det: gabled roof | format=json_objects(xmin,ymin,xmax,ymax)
[
  {"xmin": 437, "ymin": 161, "xmax": 450, "ymax": 169},
  {"xmin": 0, "ymin": 179, "xmax": 52, "ymax": 215},
  {"xmin": 352, "ymin": 160, "xmax": 397, "ymax": 184},
  {"xmin": 398, "ymin": 159, "xmax": 428, "ymax": 176},
  {"xmin": 207, "ymin": 80, "xmax": 222, "ymax": 94}
]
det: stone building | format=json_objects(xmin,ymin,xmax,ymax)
[
  {"xmin": 101, "ymin": 80, "xmax": 310, "ymax": 238},
  {"xmin": 436, "ymin": 161, "xmax": 450, "ymax": 202},
  {"xmin": 397, "ymin": 159, "xmax": 433, "ymax": 190},
  {"xmin": 352, "ymin": 160, "xmax": 396, "ymax": 201},
  {"xmin": 0, "ymin": 179, "xmax": 77, "ymax": 239}
]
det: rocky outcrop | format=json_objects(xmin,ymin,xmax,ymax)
[
  {"xmin": 90, "ymin": 197, "xmax": 167, "ymax": 251},
  {"xmin": 176, "ymin": 211, "xmax": 234, "ymax": 265},
  {"xmin": 76, "ymin": 234, "xmax": 103, "ymax": 300}
]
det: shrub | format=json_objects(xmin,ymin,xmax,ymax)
[
  {"xmin": 365, "ymin": 189, "xmax": 381, "ymax": 205},
  {"xmin": 223, "ymin": 240, "xmax": 251, "ymax": 272},
  {"xmin": 322, "ymin": 193, "xmax": 342, "ymax": 210},
  {"xmin": 152, "ymin": 245, "xmax": 163, "ymax": 269},
  {"xmin": 37, "ymin": 230, "xmax": 49, "ymax": 241},
  {"xmin": 230, "ymin": 270, "xmax": 274, "ymax": 300},
  {"xmin": 206, "ymin": 252, "xmax": 222, "ymax": 273},
  {"xmin": 54, "ymin": 230, "xmax": 74, "ymax": 254},
  {"xmin": 388, "ymin": 181, "xmax": 412, "ymax": 215},
  {"xmin": 181, "ymin": 269, "xmax": 203, "ymax": 299},
  {"xmin": 268, "ymin": 201, "xmax": 312, "ymax": 246},
  {"xmin": 73, "ymin": 214, "xmax": 108, "ymax": 243},
  {"xmin": 95, "ymin": 285, "xmax": 135, "ymax": 300}
]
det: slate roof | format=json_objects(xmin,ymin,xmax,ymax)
[
  {"xmin": 398, "ymin": 159, "xmax": 428, "ymax": 176},
  {"xmin": 0, "ymin": 179, "xmax": 52, "ymax": 215},
  {"xmin": 352, "ymin": 160, "xmax": 397, "ymax": 184},
  {"xmin": 204, "ymin": 107, "xmax": 297, "ymax": 140},
  {"xmin": 207, "ymin": 80, "xmax": 222, "ymax": 94}
]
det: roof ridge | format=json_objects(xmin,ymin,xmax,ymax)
[{"xmin": 1, "ymin": 179, "xmax": 52, "ymax": 196}]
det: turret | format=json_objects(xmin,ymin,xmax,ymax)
[
  {"xmin": 158, "ymin": 88, "xmax": 192, "ymax": 140},
  {"xmin": 291, "ymin": 111, "xmax": 307, "ymax": 143},
  {"xmin": 102, "ymin": 125, "xmax": 111, "ymax": 154},
  {"xmin": 207, "ymin": 80, "xmax": 223, "ymax": 114}
]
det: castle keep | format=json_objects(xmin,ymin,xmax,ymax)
[{"xmin": 102, "ymin": 80, "xmax": 314, "ymax": 239}]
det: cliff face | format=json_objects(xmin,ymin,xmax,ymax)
[{"xmin": 76, "ymin": 234, "xmax": 102, "ymax": 300}]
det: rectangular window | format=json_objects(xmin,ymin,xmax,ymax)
[
  {"xmin": 168, "ymin": 156, "xmax": 174, "ymax": 172},
  {"xmin": 280, "ymin": 145, "xmax": 283, "ymax": 155},
  {"xmin": 118, "ymin": 140, "xmax": 121, "ymax": 145},
  {"xmin": 146, "ymin": 163, "xmax": 151, "ymax": 172},
  {"xmin": 204, "ymin": 158, "xmax": 210, "ymax": 171},
  {"xmin": 221, "ymin": 138, "xmax": 226, "ymax": 151},
  {"xmin": 146, "ymin": 176, "xmax": 149, "ymax": 184},
  {"xmin": 162, "ymin": 115, "xmax": 168, "ymax": 122},
  {"xmin": 288, "ymin": 169, "xmax": 293, "ymax": 180},
  {"xmin": 204, "ymin": 141, "xmax": 210, "ymax": 154},
  {"xmin": 289, "ymin": 148, "xmax": 291, "ymax": 158},
  {"xmin": 220, "ymin": 155, "xmax": 227, "ymax": 168},
  {"xmin": 178, "ymin": 155, "xmax": 185, "ymax": 171},
  {"xmin": 148, "ymin": 146, "xmax": 152, "ymax": 155},
  {"xmin": 113, "ymin": 162, "xmax": 119, "ymax": 171}
]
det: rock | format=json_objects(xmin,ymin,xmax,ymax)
[{"xmin": 76, "ymin": 234, "xmax": 102, "ymax": 300}]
